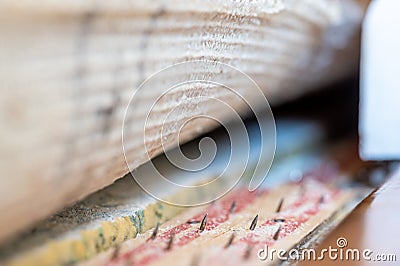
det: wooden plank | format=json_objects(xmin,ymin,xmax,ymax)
[{"xmin": 0, "ymin": 0, "xmax": 369, "ymax": 243}]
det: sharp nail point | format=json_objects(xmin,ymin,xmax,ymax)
[
  {"xmin": 243, "ymin": 245, "xmax": 253, "ymax": 260},
  {"xmin": 319, "ymin": 195, "xmax": 325, "ymax": 204},
  {"xmin": 165, "ymin": 234, "xmax": 174, "ymax": 251},
  {"xmin": 224, "ymin": 233, "xmax": 235, "ymax": 248},
  {"xmin": 149, "ymin": 222, "xmax": 159, "ymax": 240},
  {"xmin": 276, "ymin": 198, "xmax": 284, "ymax": 213},
  {"xmin": 229, "ymin": 200, "xmax": 236, "ymax": 214},
  {"xmin": 249, "ymin": 214, "xmax": 258, "ymax": 231},
  {"xmin": 111, "ymin": 244, "xmax": 120, "ymax": 260},
  {"xmin": 273, "ymin": 225, "xmax": 281, "ymax": 241},
  {"xmin": 199, "ymin": 213, "xmax": 208, "ymax": 232}
]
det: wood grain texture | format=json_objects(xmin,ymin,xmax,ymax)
[{"xmin": 0, "ymin": 0, "xmax": 368, "ymax": 243}]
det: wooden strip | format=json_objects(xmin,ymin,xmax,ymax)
[{"xmin": 80, "ymin": 179, "xmax": 368, "ymax": 266}]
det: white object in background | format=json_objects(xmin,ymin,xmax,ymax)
[{"xmin": 360, "ymin": 0, "xmax": 400, "ymax": 160}]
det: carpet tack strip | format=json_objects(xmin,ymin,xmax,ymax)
[{"xmin": 81, "ymin": 178, "xmax": 368, "ymax": 266}]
